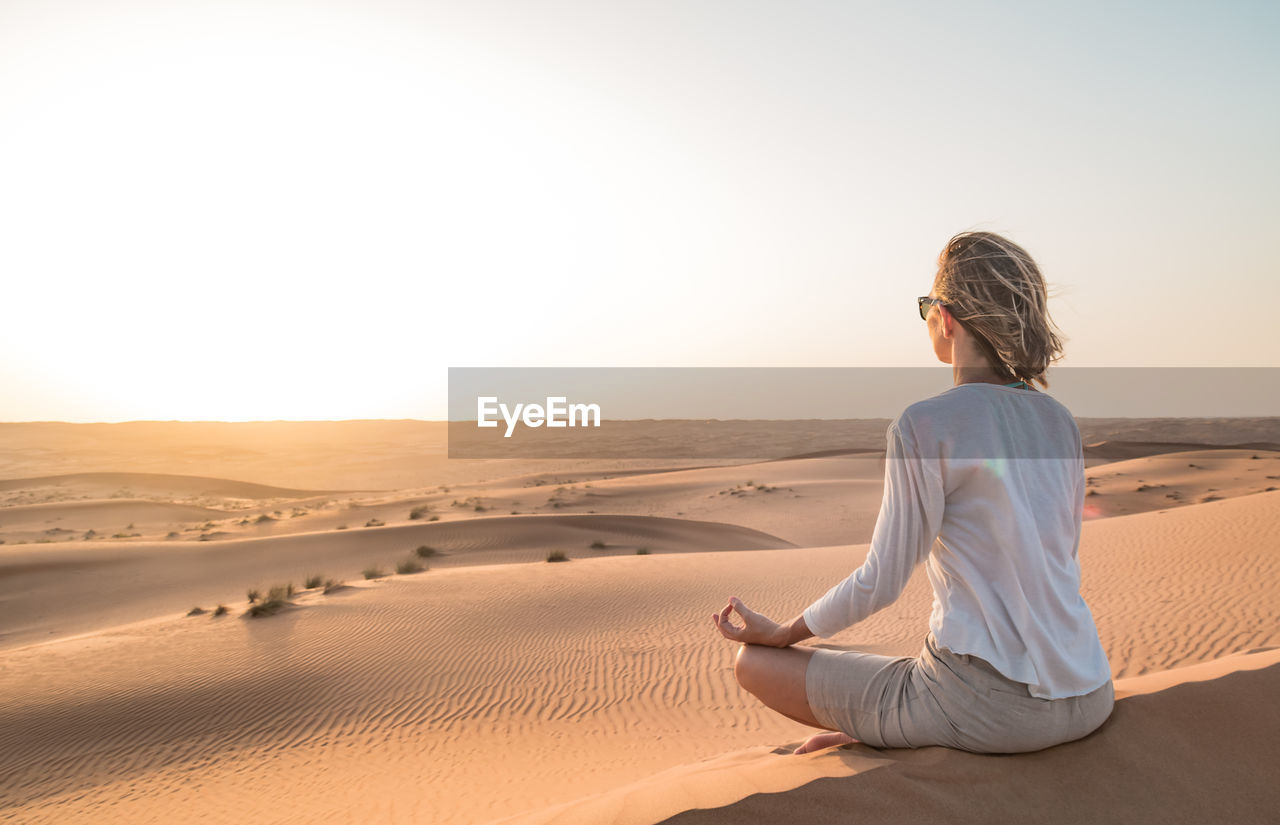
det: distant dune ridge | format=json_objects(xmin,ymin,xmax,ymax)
[
  {"xmin": 0, "ymin": 470, "xmax": 352, "ymax": 497},
  {"xmin": 2, "ymin": 417, "xmax": 1276, "ymax": 484},
  {"xmin": 0, "ymin": 419, "xmax": 1277, "ymax": 824}
]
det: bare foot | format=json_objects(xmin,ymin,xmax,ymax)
[{"xmin": 793, "ymin": 731, "xmax": 858, "ymax": 754}]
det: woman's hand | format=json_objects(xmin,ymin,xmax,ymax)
[{"xmin": 712, "ymin": 596, "xmax": 786, "ymax": 647}]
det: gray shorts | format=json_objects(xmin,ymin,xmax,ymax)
[{"xmin": 805, "ymin": 630, "xmax": 1115, "ymax": 754}]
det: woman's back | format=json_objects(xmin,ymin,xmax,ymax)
[
  {"xmin": 908, "ymin": 382, "xmax": 1110, "ymax": 700},
  {"xmin": 803, "ymin": 382, "xmax": 1112, "ymax": 700}
]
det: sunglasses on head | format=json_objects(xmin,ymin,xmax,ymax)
[{"xmin": 918, "ymin": 296, "xmax": 949, "ymax": 321}]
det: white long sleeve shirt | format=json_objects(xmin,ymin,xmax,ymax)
[{"xmin": 802, "ymin": 382, "xmax": 1112, "ymax": 700}]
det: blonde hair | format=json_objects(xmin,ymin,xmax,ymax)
[{"xmin": 934, "ymin": 231, "xmax": 1066, "ymax": 389}]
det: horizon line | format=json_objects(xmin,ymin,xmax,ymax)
[{"xmin": 3, "ymin": 415, "xmax": 1280, "ymax": 425}]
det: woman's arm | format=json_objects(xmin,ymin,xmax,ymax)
[
  {"xmin": 771, "ymin": 611, "xmax": 816, "ymax": 647},
  {"xmin": 801, "ymin": 417, "xmax": 945, "ymax": 639}
]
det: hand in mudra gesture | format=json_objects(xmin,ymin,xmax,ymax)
[{"xmin": 712, "ymin": 596, "xmax": 786, "ymax": 647}]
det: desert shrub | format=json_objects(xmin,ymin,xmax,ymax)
[
  {"xmin": 166, "ymin": 531, "xmax": 179, "ymax": 539},
  {"xmin": 589, "ymin": 540, "xmax": 606, "ymax": 549},
  {"xmin": 246, "ymin": 595, "xmax": 288, "ymax": 617},
  {"xmin": 546, "ymin": 550, "xmax": 568, "ymax": 562},
  {"xmin": 365, "ymin": 518, "xmax": 385, "ymax": 527},
  {"xmin": 255, "ymin": 514, "xmax": 275, "ymax": 524},
  {"xmin": 409, "ymin": 505, "xmax": 431, "ymax": 520},
  {"xmin": 336, "ymin": 524, "xmax": 348, "ymax": 530},
  {"xmin": 1085, "ymin": 489, "xmax": 1099, "ymax": 497},
  {"xmin": 636, "ymin": 547, "xmax": 650, "ymax": 555},
  {"xmin": 247, "ymin": 588, "xmax": 261, "ymax": 603},
  {"xmin": 363, "ymin": 566, "xmax": 385, "ymax": 580},
  {"xmin": 474, "ymin": 505, "xmax": 486, "ymax": 512},
  {"xmin": 428, "ymin": 515, "xmax": 440, "ymax": 521},
  {"xmin": 415, "ymin": 545, "xmax": 439, "ymax": 558},
  {"xmin": 213, "ymin": 605, "xmax": 228, "ymax": 616},
  {"xmin": 305, "ymin": 574, "xmax": 324, "ymax": 589},
  {"xmin": 396, "ymin": 558, "xmax": 424, "ymax": 574},
  {"xmin": 187, "ymin": 606, "xmax": 206, "ymax": 616},
  {"xmin": 322, "ymin": 578, "xmax": 342, "ymax": 594}
]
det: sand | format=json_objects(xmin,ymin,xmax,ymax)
[{"xmin": 0, "ymin": 420, "xmax": 1277, "ymax": 824}]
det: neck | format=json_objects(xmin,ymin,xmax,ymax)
[{"xmin": 952, "ymin": 365, "xmax": 1014, "ymax": 386}]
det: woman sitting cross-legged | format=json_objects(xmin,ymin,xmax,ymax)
[{"xmin": 711, "ymin": 231, "xmax": 1115, "ymax": 755}]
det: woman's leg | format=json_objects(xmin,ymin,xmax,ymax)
[{"xmin": 734, "ymin": 643, "xmax": 860, "ymax": 752}]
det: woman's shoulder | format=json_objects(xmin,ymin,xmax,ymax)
[
  {"xmin": 907, "ymin": 383, "xmax": 1074, "ymax": 419},
  {"xmin": 896, "ymin": 385, "xmax": 990, "ymax": 426},
  {"xmin": 895, "ymin": 385, "xmax": 1078, "ymax": 457}
]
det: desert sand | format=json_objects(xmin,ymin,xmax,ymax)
[{"xmin": 1, "ymin": 419, "xmax": 1277, "ymax": 824}]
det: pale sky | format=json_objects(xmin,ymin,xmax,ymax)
[{"xmin": 1, "ymin": 0, "xmax": 1276, "ymax": 421}]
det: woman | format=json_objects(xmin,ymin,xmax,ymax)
[{"xmin": 711, "ymin": 231, "xmax": 1114, "ymax": 755}]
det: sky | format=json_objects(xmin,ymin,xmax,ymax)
[{"xmin": 1, "ymin": 0, "xmax": 1276, "ymax": 421}]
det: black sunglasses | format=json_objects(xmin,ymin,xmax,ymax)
[{"xmin": 917, "ymin": 296, "xmax": 949, "ymax": 321}]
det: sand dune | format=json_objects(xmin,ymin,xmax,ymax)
[
  {"xmin": 1081, "ymin": 448, "xmax": 1280, "ymax": 519},
  {"xmin": 2, "ymin": 423, "xmax": 1277, "ymax": 824},
  {"xmin": 295, "ymin": 447, "xmax": 1280, "ymax": 553},
  {"xmin": 495, "ymin": 647, "xmax": 1280, "ymax": 825},
  {"xmin": 0, "ymin": 470, "xmax": 352, "ymax": 499},
  {"xmin": 14, "ymin": 445, "xmax": 1273, "ymax": 652},
  {"xmin": 1, "ymin": 482, "xmax": 1276, "ymax": 824},
  {"xmin": 1083, "ymin": 439, "xmax": 1280, "ymax": 461},
  {"xmin": 0, "ymin": 513, "xmax": 795, "ymax": 650},
  {"xmin": 462, "ymin": 454, "xmax": 889, "ymax": 550},
  {"xmin": 5, "ymin": 448, "xmax": 1275, "ymax": 551},
  {"xmin": 0, "ymin": 421, "xmax": 750, "ymax": 489},
  {"xmin": 0, "ymin": 498, "xmax": 240, "ymax": 542},
  {"xmin": 4, "ymin": 418, "xmax": 1274, "ymax": 488}
]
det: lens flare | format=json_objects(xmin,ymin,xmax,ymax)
[{"xmin": 982, "ymin": 457, "xmax": 1009, "ymax": 478}]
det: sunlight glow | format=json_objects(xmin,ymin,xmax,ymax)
[{"xmin": 1, "ymin": 1, "xmax": 1276, "ymax": 420}]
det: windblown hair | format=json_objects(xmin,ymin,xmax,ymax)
[{"xmin": 934, "ymin": 231, "xmax": 1066, "ymax": 389}]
